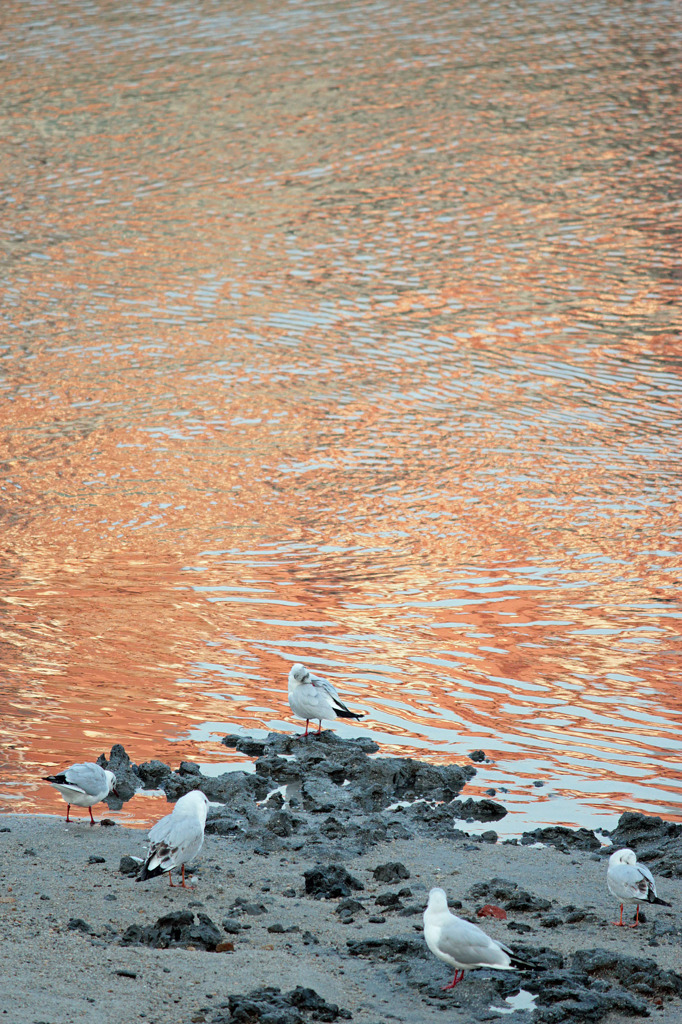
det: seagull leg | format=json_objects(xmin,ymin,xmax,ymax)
[
  {"xmin": 303, "ymin": 720, "xmax": 309, "ymax": 737},
  {"xmin": 89, "ymin": 806, "xmax": 96, "ymax": 826},
  {"xmin": 630, "ymin": 904, "xmax": 640, "ymax": 928},
  {"xmin": 442, "ymin": 970, "xmax": 464, "ymax": 990},
  {"xmin": 168, "ymin": 872, "xmax": 176, "ymax": 887},
  {"xmin": 66, "ymin": 804, "xmax": 71, "ymax": 824},
  {"xmin": 612, "ymin": 903, "xmax": 625, "ymax": 926},
  {"xmin": 180, "ymin": 865, "xmax": 194, "ymax": 889},
  {"xmin": 317, "ymin": 720, "xmax": 322, "ymax": 735}
]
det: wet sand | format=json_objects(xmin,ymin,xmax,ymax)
[{"xmin": 2, "ymin": 737, "xmax": 681, "ymax": 1024}]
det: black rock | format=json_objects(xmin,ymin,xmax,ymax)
[
  {"xmin": 468, "ymin": 878, "xmax": 552, "ymax": 912},
  {"xmin": 376, "ymin": 892, "xmax": 402, "ymax": 908},
  {"xmin": 116, "ymin": 969, "xmax": 137, "ymax": 979},
  {"xmin": 221, "ymin": 918, "xmax": 243, "ymax": 934},
  {"xmin": 336, "ymin": 898, "xmax": 365, "ymax": 917},
  {"xmin": 373, "ymin": 861, "xmax": 410, "ymax": 883},
  {"xmin": 211, "ymin": 985, "xmax": 351, "ymax": 1024},
  {"xmin": 68, "ymin": 918, "xmax": 93, "ymax": 933},
  {"xmin": 119, "ymin": 855, "xmax": 141, "ymax": 877},
  {"xmin": 346, "ymin": 936, "xmax": 427, "ymax": 961},
  {"xmin": 469, "ymin": 750, "xmax": 486, "ymax": 762},
  {"xmin": 121, "ymin": 910, "xmax": 223, "ymax": 951},
  {"xmin": 179, "ymin": 761, "xmax": 201, "ymax": 776},
  {"xmin": 449, "ymin": 798, "xmax": 507, "ymax": 821},
  {"xmin": 304, "ymin": 865, "xmax": 364, "ymax": 899},
  {"xmin": 137, "ymin": 760, "xmax": 172, "ymax": 788},
  {"xmin": 97, "ymin": 744, "xmax": 139, "ymax": 802},
  {"xmin": 521, "ymin": 825, "xmax": 600, "ymax": 852},
  {"xmin": 235, "ymin": 737, "xmax": 267, "ymax": 758},
  {"xmin": 220, "ymin": 734, "xmax": 243, "ymax": 748},
  {"xmin": 88, "ymin": 855, "xmax": 105, "ymax": 864},
  {"xmin": 227, "ymin": 897, "xmax": 268, "ymax": 917},
  {"xmin": 608, "ymin": 811, "xmax": 682, "ymax": 878},
  {"xmin": 480, "ymin": 830, "xmax": 498, "ymax": 843}
]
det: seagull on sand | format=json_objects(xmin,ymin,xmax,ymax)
[
  {"xmin": 424, "ymin": 887, "xmax": 535, "ymax": 989},
  {"xmin": 288, "ymin": 662, "xmax": 364, "ymax": 737},
  {"xmin": 43, "ymin": 762, "xmax": 117, "ymax": 825},
  {"xmin": 138, "ymin": 790, "xmax": 209, "ymax": 888},
  {"xmin": 607, "ymin": 848, "xmax": 671, "ymax": 927}
]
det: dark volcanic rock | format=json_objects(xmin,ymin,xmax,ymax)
[
  {"xmin": 373, "ymin": 861, "xmax": 410, "ymax": 883},
  {"xmin": 449, "ymin": 797, "xmax": 507, "ymax": 821},
  {"xmin": 527, "ymin": 948, "xmax": 682, "ymax": 1023},
  {"xmin": 469, "ymin": 750, "xmax": 486, "ymax": 762},
  {"xmin": 163, "ymin": 768, "xmax": 267, "ymax": 804},
  {"xmin": 97, "ymin": 744, "xmax": 139, "ymax": 802},
  {"xmin": 608, "ymin": 811, "xmax": 682, "ymax": 878},
  {"xmin": 121, "ymin": 910, "xmax": 223, "ymax": 951},
  {"xmin": 521, "ymin": 826, "xmax": 600, "ymax": 853},
  {"xmin": 572, "ymin": 948, "xmax": 682, "ymax": 998},
  {"xmin": 346, "ymin": 936, "xmax": 427, "ymax": 961},
  {"xmin": 304, "ymin": 865, "xmax": 364, "ymax": 899},
  {"xmin": 119, "ymin": 855, "xmax": 141, "ymax": 877},
  {"xmin": 469, "ymin": 877, "xmax": 552, "ymax": 912},
  {"xmin": 68, "ymin": 918, "xmax": 93, "ymax": 933},
  {"xmin": 136, "ymin": 759, "xmax": 171, "ymax": 788},
  {"xmin": 207, "ymin": 985, "xmax": 351, "ymax": 1023}
]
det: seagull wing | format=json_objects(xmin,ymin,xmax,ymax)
[
  {"xmin": 436, "ymin": 915, "xmax": 512, "ymax": 970},
  {"xmin": 145, "ymin": 815, "xmax": 204, "ymax": 873},
  {"xmin": 309, "ymin": 672, "xmax": 354, "ymax": 714},
  {"xmin": 611, "ymin": 863, "xmax": 652, "ymax": 900},
  {"xmin": 61, "ymin": 763, "xmax": 107, "ymax": 799}
]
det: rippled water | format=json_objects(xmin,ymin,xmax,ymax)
[{"xmin": 1, "ymin": 0, "xmax": 681, "ymax": 830}]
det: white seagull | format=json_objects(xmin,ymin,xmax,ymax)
[
  {"xmin": 43, "ymin": 762, "xmax": 117, "ymax": 825},
  {"xmin": 288, "ymin": 662, "xmax": 363, "ymax": 737},
  {"xmin": 607, "ymin": 847, "xmax": 671, "ymax": 927},
  {"xmin": 424, "ymin": 887, "xmax": 534, "ymax": 990},
  {"xmin": 138, "ymin": 790, "xmax": 210, "ymax": 889}
]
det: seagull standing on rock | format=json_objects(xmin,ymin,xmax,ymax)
[
  {"xmin": 287, "ymin": 662, "xmax": 364, "ymax": 737},
  {"xmin": 43, "ymin": 762, "xmax": 117, "ymax": 825},
  {"xmin": 138, "ymin": 790, "xmax": 209, "ymax": 889},
  {"xmin": 423, "ymin": 887, "xmax": 535, "ymax": 989},
  {"xmin": 607, "ymin": 848, "xmax": 671, "ymax": 927}
]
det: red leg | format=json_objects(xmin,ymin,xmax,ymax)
[
  {"xmin": 168, "ymin": 871, "xmax": 176, "ymax": 887},
  {"xmin": 612, "ymin": 903, "xmax": 625, "ymax": 926},
  {"xmin": 442, "ymin": 970, "xmax": 464, "ymax": 990},
  {"xmin": 317, "ymin": 720, "xmax": 322, "ymax": 734},
  {"xmin": 66, "ymin": 804, "xmax": 71, "ymax": 823},
  {"xmin": 630, "ymin": 904, "xmax": 640, "ymax": 928},
  {"xmin": 89, "ymin": 806, "xmax": 96, "ymax": 826},
  {"xmin": 303, "ymin": 720, "xmax": 309, "ymax": 737},
  {"xmin": 180, "ymin": 864, "xmax": 194, "ymax": 889}
]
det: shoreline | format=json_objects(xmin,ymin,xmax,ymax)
[{"xmin": 1, "ymin": 735, "xmax": 681, "ymax": 1024}]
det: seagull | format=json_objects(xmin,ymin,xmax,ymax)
[
  {"xmin": 287, "ymin": 662, "xmax": 363, "ymax": 737},
  {"xmin": 607, "ymin": 848, "xmax": 671, "ymax": 927},
  {"xmin": 43, "ymin": 762, "xmax": 117, "ymax": 825},
  {"xmin": 424, "ymin": 887, "xmax": 535, "ymax": 989},
  {"xmin": 138, "ymin": 790, "xmax": 209, "ymax": 888}
]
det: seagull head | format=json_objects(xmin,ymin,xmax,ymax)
[
  {"xmin": 174, "ymin": 789, "xmax": 210, "ymax": 821},
  {"xmin": 104, "ymin": 769, "xmax": 118, "ymax": 797},
  {"xmin": 289, "ymin": 663, "xmax": 309, "ymax": 686},
  {"xmin": 426, "ymin": 887, "xmax": 450, "ymax": 915},
  {"xmin": 609, "ymin": 848, "xmax": 637, "ymax": 867}
]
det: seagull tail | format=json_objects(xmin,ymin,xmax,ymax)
[
  {"xmin": 137, "ymin": 861, "xmax": 164, "ymax": 882},
  {"xmin": 334, "ymin": 709, "xmax": 364, "ymax": 720},
  {"xmin": 648, "ymin": 895, "xmax": 672, "ymax": 907},
  {"xmin": 509, "ymin": 953, "xmax": 543, "ymax": 972},
  {"xmin": 43, "ymin": 774, "xmax": 66, "ymax": 784}
]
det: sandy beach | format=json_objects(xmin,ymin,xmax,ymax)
[{"xmin": 1, "ymin": 737, "xmax": 681, "ymax": 1024}]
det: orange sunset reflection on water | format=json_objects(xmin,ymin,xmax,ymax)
[{"xmin": 1, "ymin": 0, "xmax": 681, "ymax": 830}]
